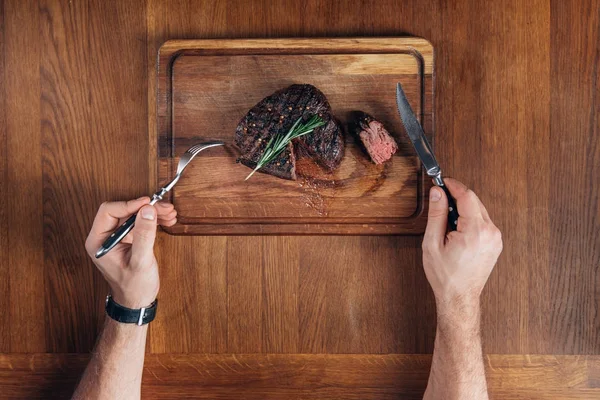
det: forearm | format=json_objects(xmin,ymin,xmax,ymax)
[
  {"xmin": 424, "ymin": 298, "xmax": 488, "ymax": 400},
  {"xmin": 72, "ymin": 317, "xmax": 148, "ymax": 400}
]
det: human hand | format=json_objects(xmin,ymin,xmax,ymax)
[
  {"xmin": 84, "ymin": 197, "xmax": 177, "ymax": 308},
  {"xmin": 422, "ymin": 178, "xmax": 503, "ymax": 309}
]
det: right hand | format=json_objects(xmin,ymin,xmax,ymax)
[
  {"xmin": 84, "ymin": 198, "xmax": 177, "ymax": 309},
  {"xmin": 422, "ymin": 178, "xmax": 503, "ymax": 309}
]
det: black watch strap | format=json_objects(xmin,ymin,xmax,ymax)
[{"xmin": 105, "ymin": 295, "xmax": 157, "ymax": 326}]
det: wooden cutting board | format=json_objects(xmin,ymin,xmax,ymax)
[{"xmin": 152, "ymin": 38, "xmax": 434, "ymax": 235}]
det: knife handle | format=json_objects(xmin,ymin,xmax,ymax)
[
  {"xmin": 438, "ymin": 184, "xmax": 459, "ymax": 231},
  {"xmin": 95, "ymin": 213, "xmax": 137, "ymax": 259}
]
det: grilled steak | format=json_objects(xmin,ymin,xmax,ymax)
[
  {"xmin": 351, "ymin": 111, "xmax": 397, "ymax": 164},
  {"xmin": 235, "ymin": 84, "xmax": 344, "ymax": 180}
]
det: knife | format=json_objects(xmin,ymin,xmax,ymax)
[{"xmin": 396, "ymin": 83, "xmax": 459, "ymax": 231}]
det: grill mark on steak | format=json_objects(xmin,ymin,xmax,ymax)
[
  {"xmin": 240, "ymin": 87, "xmax": 292, "ymax": 159},
  {"xmin": 235, "ymin": 84, "xmax": 344, "ymax": 180},
  {"xmin": 235, "ymin": 88, "xmax": 297, "ymax": 179},
  {"xmin": 297, "ymin": 118, "xmax": 344, "ymax": 171}
]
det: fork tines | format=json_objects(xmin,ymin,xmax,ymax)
[{"xmin": 186, "ymin": 144, "xmax": 204, "ymax": 155}]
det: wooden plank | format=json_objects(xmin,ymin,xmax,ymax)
[
  {"xmin": 405, "ymin": 235, "xmax": 437, "ymax": 353},
  {"xmin": 226, "ymin": 237, "xmax": 263, "ymax": 352},
  {"xmin": 549, "ymin": 0, "xmax": 600, "ymax": 354},
  {"xmin": 0, "ymin": 354, "xmax": 597, "ymax": 399},
  {"xmin": 521, "ymin": 0, "xmax": 552, "ymax": 355},
  {"xmin": 4, "ymin": 0, "xmax": 46, "ymax": 352},
  {"xmin": 489, "ymin": 0, "xmax": 550, "ymax": 355},
  {"xmin": 262, "ymin": 237, "xmax": 300, "ymax": 353},
  {"xmin": 0, "ymin": 0, "xmax": 9, "ymax": 352},
  {"xmin": 298, "ymin": 238, "xmax": 329, "ymax": 353},
  {"xmin": 39, "ymin": 0, "xmax": 92, "ymax": 354}
]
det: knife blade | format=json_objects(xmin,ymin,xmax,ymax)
[{"xmin": 396, "ymin": 83, "xmax": 459, "ymax": 231}]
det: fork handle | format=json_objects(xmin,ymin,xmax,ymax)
[
  {"xmin": 95, "ymin": 214, "xmax": 137, "ymax": 259},
  {"xmin": 95, "ymin": 188, "xmax": 169, "ymax": 259}
]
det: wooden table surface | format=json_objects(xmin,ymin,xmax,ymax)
[{"xmin": 1, "ymin": 0, "xmax": 598, "ymax": 398}]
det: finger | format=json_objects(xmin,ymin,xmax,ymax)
[
  {"xmin": 120, "ymin": 207, "xmax": 176, "ymax": 230},
  {"xmin": 155, "ymin": 202, "xmax": 175, "ymax": 216},
  {"xmin": 130, "ymin": 205, "xmax": 158, "ymax": 267},
  {"xmin": 90, "ymin": 197, "xmax": 150, "ymax": 233},
  {"xmin": 120, "ymin": 233, "xmax": 134, "ymax": 245},
  {"xmin": 444, "ymin": 178, "xmax": 491, "ymax": 221},
  {"xmin": 444, "ymin": 178, "xmax": 483, "ymax": 219},
  {"xmin": 160, "ymin": 217, "xmax": 177, "ymax": 227},
  {"xmin": 423, "ymin": 187, "xmax": 448, "ymax": 249},
  {"xmin": 87, "ymin": 197, "xmax": 150, "ymax": 250},
  {"xmin": 158, "ymin": 209, "xmax": 177, "ymax": 222}
]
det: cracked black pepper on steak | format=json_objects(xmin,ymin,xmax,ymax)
[{"xmin": 235, "ymin": 84, "xmax": 344, "ymax": 180}]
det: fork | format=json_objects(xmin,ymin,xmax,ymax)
[{"xmin": 95, "ymin": 141, "xmax": 225, "ymax": 259}]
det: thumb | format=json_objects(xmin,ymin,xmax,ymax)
[
  {"xmin": 424, "ymin": 187, "xmax": 448, "ymax": 248},
  {"xmin": 131, "ymin": 205, "xmax": 158, "ymax": 266}
]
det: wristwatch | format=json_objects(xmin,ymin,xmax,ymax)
[{"xmin": 105, "ymin": 294, "xmax": 158, "ymax": 326}]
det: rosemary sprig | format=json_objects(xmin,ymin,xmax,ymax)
[{"xmin": 245, "ymin": 115, "xmax": 325, "ymax": 181}]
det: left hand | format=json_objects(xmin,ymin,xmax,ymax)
[{"xmin": 84, "ymin": 197, "xmax": 177, "ymax": 308}]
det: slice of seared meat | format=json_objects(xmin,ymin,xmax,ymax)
[
  {"xmin": 235, "ymin": 84, "xmax": 344, "ymax": 180},
  {"xmin": 351, "ymin": 111, "xmax": 397, "ymax": 164}
]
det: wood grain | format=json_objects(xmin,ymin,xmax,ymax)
[
  {"xmin": 155, "ymin": 38, "xmax": 433, "ymax": 235},
  {"xmin": 521, "ymin": 0, "xmax": 552, "ymax": 356},
  {"xmin": 226, "ymin": 237, "xmax": 264, "ymax": 353},
  {"xmin": 4, "ymin": 0, "xmax": 46, "ymax": 352},
  {"xmin": 151, "ymin": 235, "xmax": 228, "ymax": 353},
  {"xmin": 0, "ymin": 354, "xmax": 597, "ymax": 399},
  {"xmin": 37, "ymin": 0, "xmax": 148, "ymax": 353},
  {"xmin": 39, "ymin": 0, "xmax": 93, "ymax": 354},
  {"xmin": 436, "ymin": 0, "xmax": 554, "ymax": 355},
  {"xmin": 0, "ymin": 0, "xmax": 599, "ymax": 397},
  {"xmin": 549, "ymin": 0, "xmax": 600, "ymax": 354},
  {"xmin": 314, "ymin": 236, "xmax": 433, "ymax": 354},
  {"xmin": 0, "ymin": 0, "xmax": 8, "ymax": 352},
  {"xmin": 261, "ymin": 236, "xmax": 300, "ymax": 353},
  {"xmin": 156, "ymin": 235, "xmax": 434, "ymax": 354}
]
